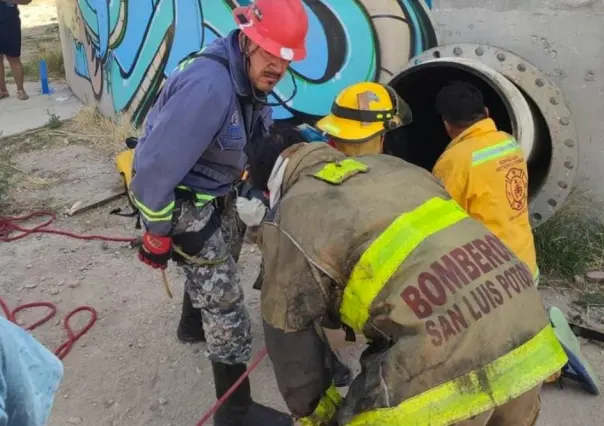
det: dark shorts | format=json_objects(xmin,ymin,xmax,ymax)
[{"xmin": 0, "ymin": 18, "xmax": 21, "ymax": 58}]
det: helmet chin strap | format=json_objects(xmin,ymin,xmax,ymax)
[{"xmin": 241, "ymin": 35, "xmax": 298, "ymax": 108}]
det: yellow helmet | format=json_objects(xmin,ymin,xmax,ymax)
[{"xmin": 316, "ymin": 82, "xmax": 412, "ymax": 143}]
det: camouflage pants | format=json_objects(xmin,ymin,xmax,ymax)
[{"xmin": 172, "ymin": 199, "xmax": 252, "ymax": 365}]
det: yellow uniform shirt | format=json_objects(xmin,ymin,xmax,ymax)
[{"xmin": 433, "ymin": 118, "xmax": 539, "ymax": 283}]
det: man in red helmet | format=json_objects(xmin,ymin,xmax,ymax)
[{"xmin": 128, "ymin": 1, "xmax": 308, "ymax": 425}]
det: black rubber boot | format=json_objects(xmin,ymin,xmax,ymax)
[
  {"xmin": 176, "ymin": 289, "xmax": 206, "ymax": 343},
  {"xmin": 332, "ymin": 353, "xmax": 353, "ymax": 388},
  {"xmin": 212, "ymin": 362, "xmax": 292, "ymax": 426}
]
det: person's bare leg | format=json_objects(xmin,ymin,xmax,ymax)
[
  {"xmin": 6, "ymin": 56, "xmax": 28, "ymax": 100},
  {"xmin": 0, "ymin": 55, "xmax": 8, "ymax": 98}
]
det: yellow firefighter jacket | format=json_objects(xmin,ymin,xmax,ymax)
[
  {"xmin": 432, "ymin": 119, "xmax": 539, "ymax": 284},
  {"xmin": 260, "ymin": 143, "xmax": 567, "ymax": 426}
]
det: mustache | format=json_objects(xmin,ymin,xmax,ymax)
[{"xmin": 262, "ymin": 70, "xmax": 283, "ymax": 79}]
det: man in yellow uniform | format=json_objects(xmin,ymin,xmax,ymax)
[
  {"xmin": 246, "ymin": 131, "xmax": 567, "ymax": 425},
  {"xmin": 316, "ymin": 82, "xmax": 412, "ymax": 157},
  {"xmin": 432, "ymin": 80, "xmax": 539, "ymax": 285}
]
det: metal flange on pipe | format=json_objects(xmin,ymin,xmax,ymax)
[{"xmin": 386, "ymin": 44, "xmax": 578, "ymax": 228}]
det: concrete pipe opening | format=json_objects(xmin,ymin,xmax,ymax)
[{"xmin": 385, "ymin": 44, "xmax": 579, "ymax": 228}]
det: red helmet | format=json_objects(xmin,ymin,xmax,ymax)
[{"xmin": 233, "ymin": 0, "xmax": 309, "ymax": 61}]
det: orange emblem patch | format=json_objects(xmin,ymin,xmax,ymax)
[{"xmin": 505, "ymin": 167, "xmax": 528, "ymax": 211}]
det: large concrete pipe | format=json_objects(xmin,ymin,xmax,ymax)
[{"xmin": 385, "ymin": 44, "xmax": 578, "ymax": 228}]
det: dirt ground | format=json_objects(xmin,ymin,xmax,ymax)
[
  {"xmin": 19, "ymin": 0, "xmax": 60, "ymax": 64},
  {"xmin": 0, "ymin": 126, "xmax": 290, "ymax": 425}
]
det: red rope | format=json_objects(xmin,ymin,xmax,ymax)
[
  {"xmin": 0, "ymin": 297, "xmax": 97, "ymax": 360},
  {"xmin": 0, "ymin": 211, "xmax": 137, "ymax": 243},
  {"xmin": 0, "ymin": 211, "xmax": 270, "ymax": 424},
  {"xmin": 0, "ymin": 211, "xmax": 134, "ymax": 359},
  {"xmin": 195, "ymin": 347, "xmax": 269, "ymax": 426}
]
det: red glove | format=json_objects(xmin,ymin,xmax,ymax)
[{"xmin": 138, "ymin": 232, "xmax": 172, "ymax": 269}]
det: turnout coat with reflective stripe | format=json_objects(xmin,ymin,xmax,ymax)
[
  {"xmin": 432, "ymin": 118, "xmax": 538, "ymax": 282},
  {"xmin": 260, "ymin": 143, "xmax": 567, "ymax": 426}
]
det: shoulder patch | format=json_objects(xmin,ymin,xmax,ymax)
[
  {"xmin": 313, "ymin": 158, "xmax": 369, "ymax": 185},
  {"xmin": 224, "ymin": 111, "xmax": 243, "ymax": 138}
]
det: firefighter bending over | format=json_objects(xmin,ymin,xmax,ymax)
[{"xmin": 246, "ymin": 136, "xmax": 567, "ymax": 425}]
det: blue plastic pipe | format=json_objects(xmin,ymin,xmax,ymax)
[{"xmin": 40, "ymin": 59, "xmax": 50, "ymax": 95}]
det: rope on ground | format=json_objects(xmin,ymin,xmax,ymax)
[
  {"xmin": 1, "ymin": 210, "xmax": 268, "ymax": 423},
  {"xmin": 0, "ymin": 210, "xmax": 137, "ymax": 243},
  {"xmin": 0, "ymin": 298, "xmax": 97, "ymax": 360},
  {"xmin": 0, "ymin": 210, "xmax": 136, "ymax": 359}
]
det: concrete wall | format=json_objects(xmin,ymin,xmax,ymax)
[
  {"xmin": 55, "ymin": 0, "xmax": 603, "ymax": 194},
  {"xmin": 432, "ymin": 0, "xmax": 603, "ymax": 194}
]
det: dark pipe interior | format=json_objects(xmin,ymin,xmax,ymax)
[
  {"xmin": 386, "ymin": 62, "xmax": 514, "ymax": 171},
  {"xmin": 386, "ymin": 62, "xmax": 552, "ymax": 200}
]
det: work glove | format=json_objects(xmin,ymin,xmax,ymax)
[
  {"xmin": 236, "ymin": 196, "xmax": 267, "ymax": 227},
  {"xmin": 296, "ymin": 384, "xmax": 342, "ymax": 426},
  {"xmin": 138, "ymin": 232, "xmax": 172, "ymax": 269}
]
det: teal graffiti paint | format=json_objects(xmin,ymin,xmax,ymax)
[{"xmin": 67, "ymin": 0, "xmax": 436, "ymax": 127}]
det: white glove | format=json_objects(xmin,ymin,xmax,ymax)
[{"xmin": 236, "ymin": 196, "xmax": 267, "ymax": 227}]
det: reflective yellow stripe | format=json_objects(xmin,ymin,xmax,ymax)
[
  {"xmin": 471, "ymin": 139, "xmax": 520, "ymax": 167},
  {"xmin": 130, "ymin": 191, "xmax": 174, "ymax": 222},
  {"xmin": 313, "ymin": 158, "xmax": 369, "ymax": 185},
  {"xmin": 176, "ymin": 46, "xmax": 208, "ymax": 72},
  {"xmin": 340, "ymin": 198, "xmax": 468, "ymax": 332},
  {"xmin": 298, "ymin": 383, "xmax": 343, "ymax": 426},
  {"xmin": 347, "ymin": 324, "xmax": 568, "ymax": 426},
  {"xmin": 175, "ymin": 185, "xmax": 216, "ymax": 207},
  {"xmin": 534, "ymin": 267, "xmax": 540, "ymax": 287},
  {"xmin": 194, "ymin": 194, "xmax": 215, "ymax": 207}
]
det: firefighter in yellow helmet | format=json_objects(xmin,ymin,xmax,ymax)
[
  {"xmin": 316, "ymin": 82, "xmax": 412, "ymax": 156},
  {"xmin": 245, "ymin": 135, "xmax": 568, "ymax": 426}
]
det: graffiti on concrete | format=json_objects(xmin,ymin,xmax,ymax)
[{"xmin": 59, "ymin": 0, "xmax": 436, "ymax": 126}]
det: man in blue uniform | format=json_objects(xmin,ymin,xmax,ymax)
[{"xmin": 130, "ymin": 1, "xmax": 309, "ymax": 424}]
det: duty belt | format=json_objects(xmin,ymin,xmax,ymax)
[{"xmin": 170, "ymin": 186, "xmax": 236, "ymax": 266}]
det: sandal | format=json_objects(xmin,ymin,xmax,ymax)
[
  {"xmin": 17, "ymin": 89, "xmax": 29, "ymax": 100},
  {"xmin": 0, "ymin": 91, "xmax": 8, "ymax": 99}
]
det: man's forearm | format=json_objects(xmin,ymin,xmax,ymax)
[{"xmin": 263, "ymin": 321, "xmax": 337, "ymax": 419}]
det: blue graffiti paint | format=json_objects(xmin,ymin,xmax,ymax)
[
  {"xmin": 401, "ymin": 0, "xmax": 424, "ymax": 57},
  {"xmin": 68, "ymin": 0, "xmax": 436, "ymax": 126},
  {"xmin": 72, "ymin": 42, "xmax": 90, "ymax": 79},
  {"xmin": 166, "ymin": 1, "xmax": 204, "ymax": 73},
  {"xmin": 110, "ymin": 1, "xmax": 174, "ymax": 112},
  {"xmin": 270, "ymin": 1, "xmax": 378, "ymax": 119}
]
